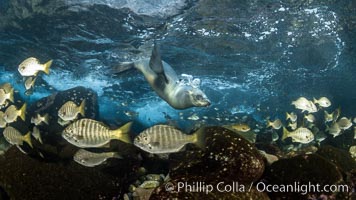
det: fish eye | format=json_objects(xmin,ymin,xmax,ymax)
[
  {"xmin": 196, "ymin": 95, "xmax": 203, "ymax": 100},
  {"xmin": 144, "ymin": 137, "xmax": 148, "ymax": 141}
]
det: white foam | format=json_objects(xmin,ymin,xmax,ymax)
[{"xmin": 42, "ymin": 69, "xmax": 115, "ymax": 96}]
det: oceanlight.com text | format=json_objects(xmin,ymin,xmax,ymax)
[{"xmin": 165, "ymin": 181, "xmax": 350, "ymax": 195}]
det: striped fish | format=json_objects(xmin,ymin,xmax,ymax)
[
  {"xmin": 58, "ymin": 100, "xmax": 86, "ymax": 121},
  {"xmin": 0, "ymin": 88, "xmax": 14, "ymax": 106},
  {"xmin": 73, "ymin": 149, "xmax": 122, "ymax": 167},
  {"xmin": 0, "ymin": 111, "xmax": 7, "ymax": 128},
  {"xmin": 62, "ymin": 118, "xmax": 132, "ymax": 148},
  {"xmin": 3, "ymin": 126, "xmax": 33, "ymax": 148},
  {"xmin": 4, "ymin": 103, "xmax": 26, "ymax": 123},
  {"xmin": 31, "ymin": 113, "xmax": 49, "ymax": 126},
  {"xmin": 282, "ymin": 127, "xmax": 314, "ymax": 144},
  {"xmin": 134, "ymin": 125, "xmax": 205, "ymax": 154}
]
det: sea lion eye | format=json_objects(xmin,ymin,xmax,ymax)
[{"xmin": 196, "ymin": 95, "xmax": 202, "ymax": 100}]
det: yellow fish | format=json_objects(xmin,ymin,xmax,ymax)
[
  {"xmin": 267, "ymin": 119, "xmax": 282, "ymax": 130},
  {"xmin": 3, "ymin": 126, "xmax": 32, "ymax": 148},
  {"xmin": 0, "ymin": 88, "xmax": 14, "ymax": 106},
  {"xmin": 231, "ymin": 123, "xmax": 251, "ymax": 132},
  {"xmin": 62, "ymin": 119, "xmax": 132, "ymax": 148},
  {"xmin": 18, "ymin": 57, "xmax": 53, "ymax": 76},
  {"xmin": 282, "ymin": 127, "xmax": 314, "ymax": 144},
  {"xmin": 4, "ymin": 103, "xmax": 26, "ymax": 123},
  {"xmin": 58, "ymin": 100, "xmax": 86, "ymax": 121}
]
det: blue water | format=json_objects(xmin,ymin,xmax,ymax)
[{"xmin": 0, "ymin": 0, "xmax": 355, "ymax": 131}]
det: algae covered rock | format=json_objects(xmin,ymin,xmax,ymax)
[
  {"xmin": 316, "ymin": 145, "xmax": 356, "ymax": 173},
  {"xmin": 27, "ymin": 87, "xmax": 97, "ymax": 143},
  {"xmin": 264, "ymin": 153, "xmax": 351, "ymax": 199},
  {"xmin": 153, "ymin": 126, "xmax": 267, "ymax": 199},
  {"xmin": 0, "ymin": 146, "xmax": 134, "ymax": 199},
  {"xmin": 171, "ymin": 126, "xmax": 265, "ymax": 184}
]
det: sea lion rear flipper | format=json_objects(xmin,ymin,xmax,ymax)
[
  {"xmin": 111, "ymin": 62, "xmax": 136, "ymax": 74},
  {"xmin": 149, "ymin": 43, "xmax": 169, "ymax": 83}
]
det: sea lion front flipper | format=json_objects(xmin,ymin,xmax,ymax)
[{"xmin": 149, "ymin": 43, "xmax": 169, "ymax": 83}]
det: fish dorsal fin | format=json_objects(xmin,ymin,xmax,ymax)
[{"xmin": 149, "ymin": 43, "xmax": 169, "ymax": 83}]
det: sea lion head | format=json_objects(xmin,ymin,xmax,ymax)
[{"xmin": 188, "ymin": 88, "xmax": 211, "ymax": 107}]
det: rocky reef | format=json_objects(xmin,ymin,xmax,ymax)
[
  {"xmin": 0, "ymin": 146, "xmax": 137, "ymax": 200},
  {"xmin": 147, "ymin": 126, "xmax": 268, "ymax": 199},
  {"xmin": 263, "ymin": 145, "xmax": 356, "ymax": 200}
]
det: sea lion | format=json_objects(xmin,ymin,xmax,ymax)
[{"xmin": 115, "ymin": 44, "xmax": 211, "ymax": 109}]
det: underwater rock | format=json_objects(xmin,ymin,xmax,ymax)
[
  {"xmin": 264, "ymin": 153, "xmax": 351, "ymax": 199},
  {"xmin": 170, "ymin": 126, "xmax": 265, "ymax": 184},
  {"xmin": 28, "ymin": 86, "xmax": 98, "ymax": 138},
  {"xmin": 0, "ymin": 0, "xmax": 189, "ymax": 28},
  {"xmin": 25, "ymin": 86, "xmax": 98, "ymax": 160},
  {"xmin": 0, "ymin": 146, "xmax": 135, "ymax": 199},
  {"xmin": 316, "ymin": 145, "xmax": 356, "ymax": 173},
  {"xmin": 145, "ymin": 127, "xmax": 266, "ymax": 199}
]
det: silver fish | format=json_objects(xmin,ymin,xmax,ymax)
[
  {"xmin": 62, "ymin": 118, "xmax": 132, "ymax": 148},
  {"xmin": 32, "ymin": 126, "xmax": 43, "ymax": 144},
  {"xmin": 0, "ymin": 88, "xmax": 14, "ymax": 106},
  {"xmin": 58, "ymin": 100, "xmax": 86, "ymax": 121},
  {"xmin": 326, "ymin": 123, "xmax": 341, "ymax": 137},
  {"xmin": 288, "ymin": 121, "xmax": 297, "ymax": 130},
  {"xmin": 4, "ymin": 103, "xmax": 26, "ymax": 123},
  {"xmin": 282, "ymin": 127, "xmax": 314, "ymax": 144},
  {"xmin": 134, "ymin": 125, "xmax": 205, "ymax": 154},
  {"xmin": 286, "ymin": 112, "xmax": 297, "ymax": 122},
  {"xmin": 73, "ymin": 149, "xmax": 122, "ymax": 167},
  {"xmin": 3, "ymin": 126, "xmax": 32, "ymax": 148},
  {"xmin": 291, "ymin": 97, "xmax": 317, "ymax": 113},
  {"xmin": 31, "ymin": 113, "xmax": 49, "ymax": 126},
  {"xmin": 324, "ymin": 110, "xmax": 333, "ymax": 123},
  {"xmin": 267, "ymin": 119, "xmax": 282, "ymax": 130},
  {"xmin": 337, "ymin": 117, "xmax": 352, "ymax": 130},
  {"xmin": 18, "ymin": 57, "xmax": 53, "ymax": 76},
  {"xmin": 24, "ymin": 76, "xmax": 37, "ymax": 90},
  {"xmin": 272, "ymin": 131, "xmax": 279, "ymax": 142},
  {"xmin": 315, "ymin": 131, "xmax": 327, "ymax": 143},
  {"xmin": 0, "ymin": 111, "xmax": 7, "ymax": 128},
  {"xmin": 349, "ymin": 146, "xmax": 356, "ymax": 159},
  {"xmin": 332, "ymin": 107, "xmax": 341, "ymax": 122},
  {"xmin": 304, "ymin": 114, "xmax": 315, "ymax": 123},
  {"xmin": 313, "ymin": 97, "xmax": 331, "ymax": 108}
]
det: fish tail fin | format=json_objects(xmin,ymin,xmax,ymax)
[
  {"xmin": 8, "ymin": 88, "xmax": 14, "ymax": 103},
  {"xmin": 111, "ymin": 62, "xmax": 136, "ymax": 74},
  {"xmin": 43, "ymin": 59, "xmax": 53, "ymax": 74},
  {"xmin": 112, "ymin": 152, "xmax": 123, "ymax": 159},
  {"xmin": 313, "ymin": 97, "xmax": 317, "ymax": 104},
  {"xmin": 113, "ymin": 122, "xmax": 133, "ymax": 144},
  {"xmin": 79, "ymin": 99, "xmax": 86, "ymax": 117},
  {"xmin": 282, "ymin": 127, "xmax": 289, "ymax": 141},
  {"xmin": 43, "ymin": 113, "xmax": 49, "ymax": 125},
  {"xmin": 286, "ymin": 112, "xmax": 290, "ymax": 120},
  {"xmin": 24, "ymin": 132, "xmax": 33, "ymax": 148},
  {"xmin": 19, "ymin": 103, "xmax": 27, "ymax": 121},
  {"xmin": 193, "ymin": 127, "xmax": 206, "ymax": 149},
  {"xmin": 266, "ymin": 120, "xmax": 272, "ymax": 128}
]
